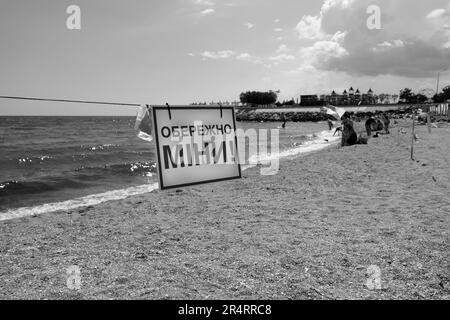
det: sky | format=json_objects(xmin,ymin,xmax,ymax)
[{"xmin": 0, "ymin": 0, "xmax": 449, "ymax": 116}]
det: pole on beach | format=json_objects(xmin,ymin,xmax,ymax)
[
  {"xmin": 436, "ymin": 72, "xmax": 440, "ymax": 96},
  {"xmin": 411, "ymin": 112, "xmax": 415, "ymax": 161}
]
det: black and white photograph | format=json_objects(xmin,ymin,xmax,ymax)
[{"xmin": 0, "ymin": 0, "xmax": 449, "ymax": 306}]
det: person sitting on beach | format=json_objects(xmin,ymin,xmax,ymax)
[
  {"xmin": 375, "ymin": 119, "xmax": 384, "ymax": 131},
  {"xmin": 341, "ymin": 119, "xmax": 368, "ymax": 146},
  {"xmin": 341, "ymin": 119, "xmax": 358, "ymax": 147},
  {"xmin": 381, "ymin": 114, "xmax": 390, "ymax": 134},
  {"xmin": 365, "ymin": 117, "xmax": 376, "ymax": 137}
]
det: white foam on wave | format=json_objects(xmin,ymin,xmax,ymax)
[
  {"xmin": 281, "ymin": 129, "xmax": 340, "ymax": 157},
  {"xmin": 0, "ymin": 130, "xmax": 340, "ymax": 221},
  {"xmin": 247, "ymin": 130, "xmax": 340, "ymax": 165},
  {"xmin": 0, "ymin": 183, "xmax": 159, "ymax": 222}
]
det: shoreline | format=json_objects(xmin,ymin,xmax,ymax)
[
  {"xmin": 1, "ymin": 122, "xmax": 449, "ymax": 299},
  {"xmin": 0, "ymin": 129, "xmax": 340, "ymax": 222}
]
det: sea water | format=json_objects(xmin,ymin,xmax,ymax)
[{"xmin": 0, "ymin": 116, "xmax": 340, "ymax": 220}]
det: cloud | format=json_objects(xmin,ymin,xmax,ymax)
[
  {"xmin": 294, "ymin": 0, "xmax": 450, "ymax": 78},
  {"xmin": 296, "ymin": 15, "xmax": 324, "ymax": 40},
  {"xmin": 372, "ymin": 40, "xmax": 405, "ymax": 52},
  {"xmin": 196, "ymin": 50, "xmax": 271, "ymax": 67},
  {"xmin": 194, "ymin": 0, "xmax": 214, "ymax": 5},
  {"xmin": 426, "ymin": 3, "xmax": 450, "ymax": 47},
  {"xmin": 274, "ymin": 28, "xmax": 283, "ymax": 32},
  {"xmin": 426, "ymin": 8, "xmax": 447, "ymax": 19},
  {"xmin": 244, "ymin": 22, "xmax": 255, "ymax": 29},
  {"xmin": 200, "ymin": 8, "xmax": 215, "ymax": 15},
  {"xmin": 274, "ymin": 18, "xmax": 280, "ymax": 23},
  {"xmin": 236, "ymin": 53, "xmax": 263, "ymax": 64},
  {"xmin": 276, "ymin": 44, "xmax": 289, "ymax": 53},
  {"xmin": 236, "ymin": 53, "xmax": 251, "ymax": 60},
  {"xmin": 299, "ymin": 38, "xmax": 348, "ymax": 66},
  {"xmin": 269, "ymin": 54, "xmax": 296, "ymax": 64},
  {"xmin": 198, "ymin": 51, "xmax": 265, "ymax": 65},
  {"xmin": 200, "ymin": 50, "xmax": 234, "ymax": 59}
]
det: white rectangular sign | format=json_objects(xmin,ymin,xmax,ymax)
[{"xmin": 152, "ymin": 106, "xmax": 241, "ymax": 190}]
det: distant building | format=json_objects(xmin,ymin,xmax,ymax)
[
  {"xmin": 377, "ymin": 94, "xmax": 400, "ymax": 104},
  {"xmin": 301, "ymin": 87, "xmax": 381, "ymax": 106},
  {"xmin": 299, "ymin": 95, "xmax": 320, "ymax": 106},
  {"xmin": 190, "ymin": 100, "xmax": 242, "ymax": 106}
]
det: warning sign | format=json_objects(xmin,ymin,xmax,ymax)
[{"xmin": 152, "ymin": 106, "xmax": 241, "ymax": 190}]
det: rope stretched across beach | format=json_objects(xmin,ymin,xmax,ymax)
[{"xmin": 0, "ymin": 95, "xmax": 141, "ymax": 107}]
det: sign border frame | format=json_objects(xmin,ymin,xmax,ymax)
[{"xmin": 152, "ymin": 106, "xmax": 242, "ymax": 190}]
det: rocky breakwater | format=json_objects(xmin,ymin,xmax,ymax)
[
  {"xmin": 235, "ymin": 107, "xmax": 434, "ymax": 123},
  {"xmin": 235, "ymin": 109, "xmax": 331, "ymax": 122}
]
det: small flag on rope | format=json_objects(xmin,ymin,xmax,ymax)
[{"xmin": 135, "ymin": 104, "xmax": 153, "ymax": 142}]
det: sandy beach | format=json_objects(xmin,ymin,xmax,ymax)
[{"xmin": 0, "ymin": 121, "xmax": 449, "ymax": 300}]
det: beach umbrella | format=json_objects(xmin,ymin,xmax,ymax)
[
  {"xmin": 321, "ymin": 105, "xmax": 347, "ymax": 120},
  {"xmin": 135, "ymin": 104, "xmax": 153, "ymax": 142}
]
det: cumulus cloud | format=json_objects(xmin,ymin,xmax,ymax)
[
  {"xmin": 426, "ymin": 2, "xmax": 450, "ymax": 48},
  {"xmin": 296, "ymin": 15, "xmax": 324, "ymax": 40},
  {"xmin": 236, "ymin": 53, "xmax": 251, "ymax": 60},
  {"xmin": 277, "ymin": 44, "xmax": 289, "ymax": 53},
  {"xmin": 236, "ymin": 53, "xmax": 263, "ymax": 64},
  {"xmin": 426, "ymin": 8, "xmax": 447, "ymax": 19},
  {"xmin": 200, "ymin": 50, "xmax": 234, "ymax": 59},
  {"xmin": 194, "ymin": 0, "xmax": 214, "ymax": 6},
  {"xmin": 244, "ymin": 22, "xmax": 255, "ymax": 29},
  {"xmin": 270, "ymin": 54, "xmax": 296, "ymax": 64},
  {"xmin": 373, "ymin": 40, "xmax": 405, "ymax": 52},
  {"xmin": 200, "ymin": 8, "xmax": 215, "ymax": 15},
  {"xmin": 199, "ymin": 51, "xmax": 265, "ymax": 65},
  {"xmin": 294, "ymin": 0, "xmax": 450, "ymax": 78},
  {"xmin": 299, "ymin": 37, "xmax": 348, "ymax": 67}
]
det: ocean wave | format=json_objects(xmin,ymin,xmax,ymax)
[
  {"xmin": 0, "ymin": 152, "xmax": 154, "ymax": 173},
  {"xmin": 0, "ymin": 155, "xmax": 54, "ymax": 166},
  {"xmin": 10, "ymin": 126, "xmax": 39, "ymax": 131},
  {"xmin": 8, "ymin": 143, "xmax": 125, "ymax": 159},
  {"xmin": 74, "ymin": 161, "xmax": 156, "ymax": 177},
  {"xmin": 0, "ymin": 178, "xmax": 87, "ymax": 197},
  {"xmin": 247, "ymin": 130, "xmax": 340, "ymax": 165},
  {"xmin": 0, "ymin": 183, "xmax": 159, "ymax": 221},
  {"xmin": 81, "ymin": 143, "xmax": 121, "ymax": 151},
  {"xmin": 0, "ymin": 183, "xmax": 158, "ymax": 221},
  {"xmin": 17, "ymin": 155, "xmax": 53, "ymax": 164},
  {"xmin": 0, "ymin": 161, "xmax": 156, "ymax": 198}
]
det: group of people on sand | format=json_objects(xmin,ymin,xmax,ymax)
[
  {"xmin": 328, "ymin": 112, "xmax": 391, "ymax": 147},
  {"xmin": 365, "ymin": 113, "xmax": 390, "ymax": 137}
]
